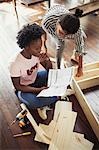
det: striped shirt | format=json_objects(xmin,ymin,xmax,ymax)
[{"xmin": 42, "ymin": 4, "xmax": 86, "ymax": 54}]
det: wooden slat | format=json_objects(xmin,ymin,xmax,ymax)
[
  {"xmin": 72, "ymin": 78, "xmax": 99, "ymax": 140},
  {"xmin": 35, "ymin": 125, "xmax": 85, "ymax": 144},
  {"xmin": 20, "ymin": 103, "xmax": 51, "ymax": 143},
  {"xmin": 77, "ymin": 76, "xmax": 99, "ymax": 90},
  {"xmin": 73, "ymin": 61, "xmax": 99, "ymax": 92},
  {"xmin": 53, "ymin": 101, "xmax": 72, "ymax": 121},
  {"xmin": 83, "ymin": 62, "xmax": 99, "ymax": 71},
  {"xmin": 74, "ymin": 68, "xmax": 99, "ymax": 81},
  {"xmin": 70, "ymin": 133, "xmax": 94, "ymax": 150},
  {"xmin": 74, "ymin": 132, "xmax": 84, "ymax": 138},
  {"xmin": 35, "ymin": 101, "xmax": 72, "ymax": 144},
  {"xmin": 35, "ymin": 125, "xmax": 93, "ymax": 150},
  {"xmin": 48, "ymin": 111, "xmax": 77, "ymax": 150},
  {"xmin": 34, "ymin": 120, "xmax": 56, "ymax": 144},
  {"xmin": 73, "ymin": 62, "xmax": 99, "ymax": 77}
]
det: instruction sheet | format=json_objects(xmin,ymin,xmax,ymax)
[{"xmin": 37, "ymin": 67, "xmax": 73, "ymax": 97}]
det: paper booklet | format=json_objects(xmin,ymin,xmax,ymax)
[{"xmin": 37, "ymin": 67, "xmax": 73, "ymax": 97}]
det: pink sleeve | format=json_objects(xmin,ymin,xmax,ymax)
[{"xmin": 9, "ymin": 62, "xmax": 21, "ymax": 77}]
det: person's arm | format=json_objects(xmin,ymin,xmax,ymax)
[
  {"xmin": 41, "ymin": 33, "xmax": 47, "ymax": 53},
  {"xmin": 56, "ymin": 39, "xmax": 65, "ymax": 69},
  {"xmin": 11, "ymin": 77, "xmax": 48, "ymax": 94},
  {"xmin": 41, "ymin": 33, "xmax": 53, "ymax": 70}
]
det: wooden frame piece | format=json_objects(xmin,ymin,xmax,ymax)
[
  {"xmin": 20, "ymin": 62, "xmax": 98, "ymax": 146},
  {"xmin": 75, "ymin": 68, "xmax": 99, "ymax": 90},
  {"xmin": 20, "ymin": 103, "xmax": 51, "ymax": 143},
  {"xmin": 48, "ymin": 111, "xmax": 77, "ymax": 150},
  {"xmin": 35, "ymin": 101, "xmax": 72, "ymax": 144},
  {"xmin": 71, "ymin": 62, "xmax": 99, "ymax": 140},
  {"xmin": 34, "ymin": 101, "xmax": 93, "ymax": 150}
]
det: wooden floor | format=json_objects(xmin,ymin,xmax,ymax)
[{"xmin": 0, "ymin": 0, "xmax": 99, "ymax": 150}]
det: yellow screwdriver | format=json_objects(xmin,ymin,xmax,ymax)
[{"xmin": 13, "ymin": 132, "xmax": 31, "ymax": 137}]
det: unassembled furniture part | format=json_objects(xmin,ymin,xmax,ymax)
[
  {"xmin": 20, "ymin": 62, "xmax": 98, "ymax": 149},
  {"xmin": 71, "ymin": 61, "xmax": 99, "ymax": 140}
]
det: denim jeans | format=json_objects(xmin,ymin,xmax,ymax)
[{"xmin": 16, "ymin": 70, "xmax": 57, "ymax": 109}]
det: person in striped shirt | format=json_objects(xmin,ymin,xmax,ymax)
[{"xmin": 42, "ymin": 4, "xmax": 87, "ymax": 76}]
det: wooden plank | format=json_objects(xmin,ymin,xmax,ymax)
[
  {"xmin": 35, "ymin": 125, "xmax": 85, "ymax": 144},
  {"xmin": 73, "ymin": 61, "xmax": 99, "ymax": 89},
  {"xmin": 73, "ymin": 62, "xmax": 99, "ymax": 77},
  {"xmin": 53, "ymin": 101, "xmax": 72, "ymax": 122},
  {"xmin": 35, "ymin": 127, "xmax": 93, "ymax": 150},
  {"xmin": 48, "ymin": 111, "xmax": 77, "ymax": 150},
  {"xmin": 77, "ymin": 76, "xmax": 99, "ymax": 90},
  {"xmin": 20, "ymin": 103, "xmax": 51, "ymax": 143},
  {"xmin": 72, "ymin": 78, "xmax": 99, "ymax": 140},
  {"xmin": 70, "ymin": 133, "xmax": 94, "ymax": 150},
  {"xmin": 35, "ymin": 101, "xmax": 72, "ymax": 144},
  {"xmin": 83, "ymin": 62, "xmax": 99, "ymax": 71},
  {"xmin": 74, "ymin": 132, "xmax": 84, "ymax": 138},
  {"xmin": 35, "ymin": 125, "xmax": 84, "ymax": 144},
  {"xmin": 34, "ymin": 120, "xmax": 56, "ymax": 144},
  {"xmin": 74, "ymin": 68, "xmax": 99, "ymax": 81}
]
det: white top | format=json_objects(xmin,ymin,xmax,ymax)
[{"xmin": 9, "ymin": 53, "xmax": 40, "ymax": 85}]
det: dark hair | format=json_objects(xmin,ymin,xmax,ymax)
[
  {"xmin": 59, "ymin": 8, "xmax": 83, "ymax": 34},
  {"xmin": 74, "ymin": 8, "xmax": 83, "ymax": 17},
  {"xmin": 16, "ymin": 23, "xmax": 45, "ymax": 49}
]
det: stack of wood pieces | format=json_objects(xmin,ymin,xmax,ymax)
[{"xmin": 34, "ymin": 101, "xmax": 94, "ymax": 150}]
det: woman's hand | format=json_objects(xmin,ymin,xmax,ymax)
[
  {"xmin": 39, "ymin": 53, "xmax": 52, "ymax": 70},
  {"xmin": 39, "ymin": 53, "xmax": 49, "ymax": 63},
  {"xmin": 36, "ymin": 86, "xmax": 48, "ymax": 94},
  {"xmin": 40, "ymin": 86, "xmax": 48, "ymax": 91}
]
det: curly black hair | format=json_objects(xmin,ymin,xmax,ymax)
[
  {"xmin": 16, "ymin": 23, "xmax": 45, "ymax": 49},
  {"xmin": 59, "ymin": 8, "xmax": 83, "ymax": 34}
]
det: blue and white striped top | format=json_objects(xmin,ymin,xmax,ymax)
[{"xmin": 42, "ymin": 4, "xmax": 86, "ymax": 54}]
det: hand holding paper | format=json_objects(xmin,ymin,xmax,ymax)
[{"xmin": 37, "ymin": 67, "xmax": 73, "ymax": 97}]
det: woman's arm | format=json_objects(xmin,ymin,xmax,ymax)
[
  {"xmin": 41, "ymin": 33, "xmax": 47, "ymax": 53},
  {"xmin": 11, "ymin": 77, "xmax": 47, "ymax": 94},
  {"xmin": 56, "ymin": 39, "xmax": 65, "ymax": 69}
]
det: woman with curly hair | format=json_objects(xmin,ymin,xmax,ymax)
[{"xmin": 9, "ymin": 23, "xmax": 58, "ymax": 120}]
